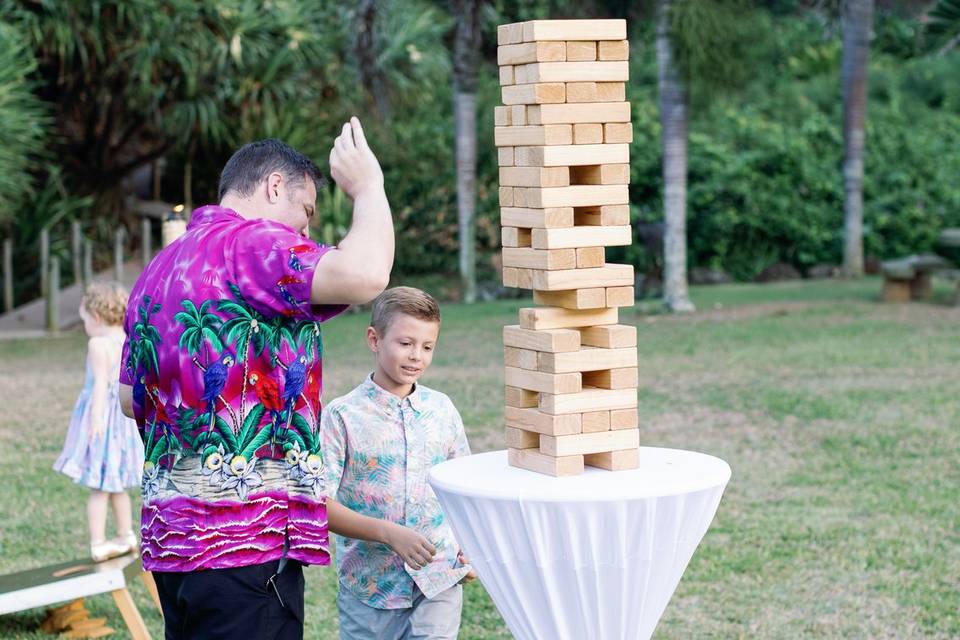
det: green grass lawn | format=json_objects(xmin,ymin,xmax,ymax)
[{"xmin": 1, "ymin": 277, "xmax": 958, "ymax": 638}]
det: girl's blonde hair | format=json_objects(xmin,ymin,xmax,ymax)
[{"xmin": 81, "ymin": 281, "xmax": 129, "ymax": 326}]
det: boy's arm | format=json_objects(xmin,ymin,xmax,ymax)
[{"xmin": 327, "ymin": 500, "xmax": 436, "ymax": 570}]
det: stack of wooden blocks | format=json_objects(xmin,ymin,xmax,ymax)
[{"xmin": 497, "ymin": 19, "xmax": 640, "ymax": 477}]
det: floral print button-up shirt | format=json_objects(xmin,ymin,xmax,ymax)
[
  {"xmin": 120, "ymin": 205, "xmax": 346, "ymax": 572},
  {"xmin": 321, "ymin": 374, "xmax": 472, "ymax": 609}
]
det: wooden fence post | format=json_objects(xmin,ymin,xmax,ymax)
[
  {"xmin": 83, "ymin": 239, "xmax": 93, "ymax": 285},
  {"xmin": 114, "ymin": 228, "xmax": 125, "ymax": 282},
  {"xmin": 141, "ymin": 218, "xmax": 152, "ymax": 268},
  {"xmin": 40, "ymin": 227, "xmax": 49, "ymax": 297},
  {"xmin": 71, "ymin": 220, "xmax": 83, "ymax": 285},
  {"xmin": 3, "ymin": 238, "xmax": 12, "ymax": 313},
  {"xmin": 47, "ymin": 256, "xmax": 59, "ymax": 334}
]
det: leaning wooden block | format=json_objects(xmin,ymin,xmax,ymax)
[
  {"xmin": 505, "ymin": 426, "xmax": 540, "ymax": 449},
  {"xmin": 505, "ymin": 406, "xmax": 582, "ymax": 436},
  {"xmin": 501, "ymin": 227, "xmax": 531, "ymax": 248},
  {"xmin": 533, "ymin": 288, "xmax": 606, "ymax": 310},
  {"xmin": 498, "ymin": 41, "xmax": 566, "ymax": 65},
  {"xmin": 582, "ymin": 367, "xmax": 639, "ymax": 390},
  {"xmin": 575, "ymin": 204, "xmax": 630, "ymax": 226},
  {"xmin": 499, "ymin": 65, "xmax": 515, "ymax": 86},
  {"xmin": 539, "ymin": 346, "xmax": 637, "ymax": 374},
  {"xmin": 515, "ymin": 61, "xmax": 628, "ymax": 84},
  {"xmin": 502, "ymin": 247, "xmax": 576, "ymax": 270},
  {"xmin": 606, "ymin": 286, "xmax": 634, "ymax": 307},
  {"xmin": 502, "ymin": 267, "xmax": 519, "ymax": 287},
  {"xmin": 497, "ymin": 22, "xmax": 525, "ymax": 45},
  {"xmin": 495, "ymin": 125, "xmax": 573, "ymax": 147},
  {"xmin": 596, "ymin": 82, "xmax": 626, "ymax": 102},
  {"xmin": 565, "ymin": 40, "xmax": 597, "ymax": 61},
  {"xmin": 522, "ymin": 19, "xmax": 627, "ymax": 42},
  {"xmin": 501, "ymin": 206, "xmax": 574, "ymax": 228},
  {"xmin": 519, "ymin": 306, "xmax": 618, "ymax": 331},
  {"xmin": 495, "ymin": 106, "xmax": 511, "ymax": 126},
  {"xmin": 514, "ymin": 143, "xmax": 630, "ymax": 167},
  {"xmin": 504, "ymin": 324, "xmax": 581, "ymax": 352},
  {"xmin": 577, "ymin": 246, "xmax": 605, "ymax": 268},
  {"xmin": 504, "ymin": 346, "xmax": 539, "ymax": 370},
  {"xmin": 604, "ymin": 122, "xmax": 633, "ymax": 144},
  {"xmin": 532, "ymin": 225, "xmax": 631, "ymax": 249},
  {"xmin": 502, "ymin": 83, "xmax": 565, "ymax": 105},
  {"xmin": 570, "ymin": 164, "xmax": 630, "ymax": 185},
  {"xmin": 540, "ymin": 428, "xmax": 639, "ymax": 456},
  {"xmin": 499, "ymin": 166, "xmax": 570, "ymax": 188},
  {"xmin": 505, "ymin": 385, "xmax": 539, "ymax": 408},
  {"xmin": 584, "ymin": 448, "xmax": 639, "ymax": 470},
  {"xmin": 514, "ymin": 184, "xmax": 628, "ymax": 208},
  {"xmin": 573, "ymin": 123, "xmax": 603, "ymax": 144},
  {"xmin": 581, "ymin": 410, "xmax": 611, "ymax": 433},
  {"xmin": 506, "ymin": 366, "xmax": 582, "ymax": 395},
  {"xmin": 498, "ymin": 186, "xmax": 514, "ymax": 207},
  {"xmin": 531, "ymin": 263, "xmax": 634, "ymax": 291},
  {"xmin": 527, "ymin": 102, "xmax": 630, "ymax": 125},
  {"xmin": 610, "ymin": 408, "xmax": 639, "ymax": 430},
  {"xmin": 580, "ymin": 324, "xmax": 638, "ymax": 348},
  {"xmin": 540, "ymin": 386, "xmax": 638, "ymax": 414},
  {"xmin": 565, "ymin": 82, "xmax": 598, "ymax": 103},
  {"xmin": 498, "ymin": 147, "xmax": 515, "ymax": 167},
  {"xmin": 509, "ymin": 447, "xmax": 584, "ymax": 477},
  {"xmin": 598, "ymin": 39, "xmax": 629, "ymax": 61}
]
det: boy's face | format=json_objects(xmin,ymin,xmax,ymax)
[{"xmin": 367, "ymin": 313, "xmax": 440, "ymax": 393}]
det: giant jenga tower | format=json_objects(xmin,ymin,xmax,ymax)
[{"xmin": 497, "ymin": 19, "xmax": 640, "ymax": 477}]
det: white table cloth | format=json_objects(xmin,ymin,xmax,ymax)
[{"xmin": 429, "ymin": 447, "xmax": 731, "ymax": 640}]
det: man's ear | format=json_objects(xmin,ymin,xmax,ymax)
[{"xmin": 266, "ymin": 172, "xmax": 283, "ymax": 204}]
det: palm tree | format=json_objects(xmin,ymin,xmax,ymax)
[
  {"xmin": 174, "ymin": 300, "xmax": 223, "ymax": 361},
  {"xmin": 930, "ymin": 0, "xmax": 960, "ymax": 56},
  {"xmin": 128, "ymin": 296, "xmax": 162, "ymax": 377},
  {"xmin": 841, "ymin": 0, "xmax": 875, "ymax": 278},
  {"xmin": 218, "ymin": 283, "xmax": 267, "ymax": 422},
  {"xmin": 657, "ymin": 0, "xmax": 695, "ymax": 312}
]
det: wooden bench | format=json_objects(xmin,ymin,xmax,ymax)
[
  {"xmin": 880, "ymin": 254, "xmax": 949, "ymax": 302},
  {"xmin": 0, "ymin": 553, "xmax": 160, "ymax": 639}
]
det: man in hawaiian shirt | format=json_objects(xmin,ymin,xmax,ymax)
[{"xmin": 120, "ymin": 119, "xmax": 435, "ymax": 639}]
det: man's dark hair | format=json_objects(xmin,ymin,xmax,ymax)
[{"xmin": 218, "ymin": 138, "xmax": 323, "ymax": 201}]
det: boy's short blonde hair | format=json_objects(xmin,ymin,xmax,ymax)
[
  {"xmin": 370, "ymin": 287, "xmax": 440, "ymax": 335},
  {"xmin": 81, "ymin": 281, "xmax": 129, "ymax": 326}
]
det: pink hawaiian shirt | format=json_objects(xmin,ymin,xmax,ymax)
[
  {"xmin": 321, "ymin": 374, "xmax": 472, "ymax": 609},
  {"xmin": 120, "ymin": 205, "xmax": 346, "ymax": 572}
]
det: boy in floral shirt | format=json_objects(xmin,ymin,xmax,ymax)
[{"xmin": 322, "ymin": 287, "xmax": 475, "ymax": 640}]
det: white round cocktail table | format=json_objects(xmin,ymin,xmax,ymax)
[{"xmin": 429, "ymin": 447, "xmax": 731, "ymax": 640}]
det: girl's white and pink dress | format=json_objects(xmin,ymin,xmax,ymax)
[{"xmin": 54, "ymin": 332, "xmax": 143, "ymax": 492}]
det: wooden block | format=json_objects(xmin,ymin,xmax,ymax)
[
  {"xmin": 499, "ymin": 65, "xmax": 515, "ymax": 86},
  {"xmin": 598, "ymin": 39, "xmax": 629, "ymax": 61},
  {"xmin": 610, "ymin": 408, "xmax": 639, "ymax": 430},
  {"xmin": 504, "ymin": 325, "xmax": 581, "ymax": 352},
  {"xmin": 522, "ymin": 19, "xmax": 627, "ymax": 42},
  {"xmin": 505, "ymin": 385, "xmax": 539, "ymax": 408},
  {"xmin": 582, "ymin": 366, "xmax": 639, "ymax": 389},
  {"xmin": 515, "ymin": 268, "xmax": 535, "ymax": 289},
  {"xmin": 540, "ymin": 428, "xmax": 639, "ymax": 456},
  {"xmin": 515, "ymin": 61, "xmax": 628, "ymax": 84},
  {"xmin": 505, "ymin": 366, "xmax": 581, "ymax": 394},
  {"xmin": 498, "ymin": 22, "xmax": 525, "ymax": 45},
  {"xmin": 582, "ymin": 410, "xmax": 611, "ymax": 433},
  {"xmin": 575, "ymin": 205, "xmax": 630, "ymax": 226},
  {"xmin": 514, "ymin": 184, "xmax": 628, "ymax": 208},
  {"xmin": 504, "ymin": 346, "xmax": 539, "ymax": 370},
  {"xmin": 585, "ymin": 448, "xmax": 639, "ymax": 470},
  {"xmin": 509, "ymin": 447, "xmax": 584, "ymax": 477},
  {"xmin": 495, "ymin": 106, "xmax": 511, "ymax": 126},
  {"xmin": 511, "ymin": 105, "xmax": 527, "ymax": 126},
  {"xmin": 531, "ymin": 264, "xmax": 635, "ymax": 291},
  {"xmin": 503, "ymin": 247, "xmax": 576, "ymax": 270},
  {"xmin": 539, "ymin": 346, "xmax": 637, "ymax": 373},
  {"xmin": 495, "ymin": 125, "xmax": 573, "ymax": 147},
  {"xmin": 596, "ymin": 82, "xmax": 626, "ymax": 102},
  {"xmin": 528, "ymin": 102, "xmax": 630, "ymax": 125},
  {"xmin": 577, "ymin": 246, "xmax": 605, "ymax": 268},
  {"xmin": 533, "ymin": 288, "xmax": 606, "ymax": 310},
  {"xmin": 505, "ymin": 426, "xmax": 540, "ymax": 449},
  {"xmin": 606, "ymin": 286, "xmax": 634, "ymax": 307},
  {"xmin": 498, "ymin": 41, "xmax": 566, "ymax": 65},
  {"xmin": 514, "ymin": 143, "xmax": 629, "ymax": 167},
  {"xmin": 501, "ymin": 207, "xmax": 574, "ymax": 228},
  {"xmin": 499, "ymin": 167, "xmax": 570, "ymax": 188},
  {"xmin": 502, "ymin": 83, "xmax": 565, "ymax": 105},
  {"xmin": 565, "ymin": 82, "xmax": 598, "ymax": 103},
  {"xmin": 503, "ymin": 267, "xmax": 519, "ymax": 287},
  {"xmin": 499, "ymin": 186, "xmax": 514, "ymax": 207},
  {"xmin": 570, "ymin": 164, "xmax": 630, "ymax": 185},
  {"xmin": 532, "ymin": 225, "xmax": 631, "ymax": 249},
  {"xmin": 565, "ymin": 41, "xmax": 597, "ymax": 61},
  {"xmin": 498, "ymin": 147, "xmax": 515, "ymax": 167},
  {"xmin": 604, "ymin": 122, "xmax": 633, "ymax": 144},
  {"xmin": 520, "ymin": 306, "xmax": 618, "ymax": 330},
  {"xmin": 501, "ymin": 227, "xmax": 531, "ymax": 248},
  {"xmin": 505, "ymin": 406, "xmax": 582, "ymax": 436},
  {"xmin": 540, "ymin": 386, "xmax": 638, "ymax": 415},
  {"xmin": 573, "ymin": 123, "xmax": 603, "ymax": 144},
  {"xmin": 580, "ymin": 324, "xmax": 637, "ymax": 348}
]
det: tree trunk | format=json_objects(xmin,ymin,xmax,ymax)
[
  {"xmin": 452, "ymin": 0, "xmax": 481, "ymax": 303},
  {"xmin": 657, "ymin": 0, "xmax": 695, "ymax": 313},
  {"xmin": 841, "ymin": 0, "xmax": 874, "ymax": 278},
  {"xmin": 355, "ymin": 0, "xmax": 390, "ymax": 118}
]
